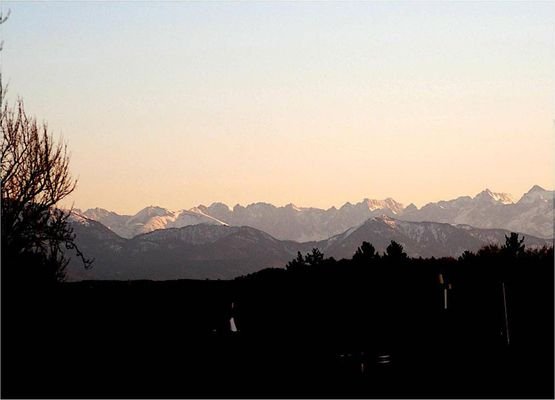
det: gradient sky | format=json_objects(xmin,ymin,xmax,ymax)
[{"xmin": 2, "ymin": 1, "xmax": 554, "ymax": 213}]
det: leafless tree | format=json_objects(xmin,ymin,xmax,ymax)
[{"xmin": 1, "ymin": 86, "xmax": 91, "ymax": 283}]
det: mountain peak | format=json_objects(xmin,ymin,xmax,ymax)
[
  {"xmin": 134, "ymin": 206, "xmax": 173, "ymax": 218},
  {"xmin": 474, "ymin": 189, "xmax": 513, "ymax": 204},
  {"xmin": 86, "ymin": 207, "xmax": 109, "ymax": 212},
  {"xmin": 83, "ymin": 207, "xmax": 117, "ymax": 215},
  {"xmin": 358, "ymin": 197, "xmax": 403, "ymax": 213},
  {"xmin": 285, "ymin": 203, "xmax": 302, "ymax": 211},
  {"xmin": 528, "ymin": 184, "xmax": 546, "ymax": 193},
  {"xmin": 475, "ymin": 188, "xmax": 493, "ymax": 198},
  {"xmin": 245, "ymin": 202, "xmax": 276, "ymax": 212},
  {"xmin": 518, "ymin": 185, "xmax": 552, "ymax": 205},
  {"xmin": 208, "ymin": 202, "xmax": 232, "ymax": 211},
  {"xmin": 340, "ymin": 202, "xmax": 354, "ymax": 210}
]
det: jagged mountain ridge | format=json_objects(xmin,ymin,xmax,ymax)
[
  {"xmin": 77, "ymin": 198, "xmax": 404, "ymax": 241},
  {"xmin": 67, "ymin": 214, "xmax": 552, "ymax": 281},
  {"xmin": 77, "ymin": 206, "xmax": 227, "ymax": 239},
  {"xmin": 77, "ymin": 185, "xmax": 553, "ymax": 241},
  {"xmin": 401, "ymin": 186, "xmax": 553, "ymax": 239}
]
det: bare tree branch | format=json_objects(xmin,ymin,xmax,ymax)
[{"xmin": 1, "ymin": 91, "xmax": 92, "ymax": 283}]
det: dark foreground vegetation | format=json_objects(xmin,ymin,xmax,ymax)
[{"xmin": 2, "ymin": 236, "xmax": 553, "ymax": 398}]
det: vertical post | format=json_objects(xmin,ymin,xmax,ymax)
[
  {"xmin": 439, "ymin": 274, "xmax": 448, "ymax": 310},
  {"xmin": 502, "ymin": 282, "xmax": 510, "ymax": 346}
]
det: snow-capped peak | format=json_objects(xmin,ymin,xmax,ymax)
[
  {"xmin": 133, "ymin": 206, "xmax": 173, "ymax": 220},
  {"xmin": 474, "ymin": 189, "xmax": 513, "ymax": 204},
  {"xmin": 68, "ymin": 211, "xmax": 92, "ymax": 226},
  {"xmin": 359, "ymin": 198, "xmax": 404, "ymax": 214}
]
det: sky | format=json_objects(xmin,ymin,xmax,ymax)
[{"xmin": 1, "ymin": 1, "xmax": 554, "ymax": 214}]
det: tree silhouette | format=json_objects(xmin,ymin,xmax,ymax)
[
  {"xmin": 458, "ymin": 250, "xmax": 475, "ymax": 262},
  {"xmin": 286, "ymin": 251, "xmax": 307, "ymax": 271},
  {"xmin": 305, "ymin": 248, "xmax": 325, "ymax": 267},
  {"xmin": 1, "ymin": 90, "xmax": 91, "ymax": 284},
  {"xmin": 502, "ymin": 232, "xmax": 525, "ymax": 257},
  {"xmin": 353, "ymin": 241, "xmax": 376, "ymax": 264},
  {"xmin": 477, "ymin": 244, "xmax": 501, "ymax": 258},
  {"xmin": 385, "ymin": 240, "xmax": 407, "ymax": 260},
  {"xmin": 286, "ymin": 248, "xmax": 328, "ymax": 271}
]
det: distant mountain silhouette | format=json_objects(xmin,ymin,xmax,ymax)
[
  {"xmin": 66, "ymin": 215, "xmax": 552, "ymax": 280},
  {"xmin": 77, "ymin": 185, "xmax": 553, "ymax": 241},
  {"xmin": 78, "ymin": 198, "xmax": 403, "ymax": 241},
  {"xmin": 402, "ymin": 185, "xmax": 554, "ymax": 239},
  {"xmin": 314, "ymin": 216, "xmax": 551, "ymax": 260},
  {"xmin": 67, "ymin": 218, "xmax": 306, "ymax": 280},
  {"xmin": 79, "ymin": 206, "xmax": 226, "ymax": 239}
]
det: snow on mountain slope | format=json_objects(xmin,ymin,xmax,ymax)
[
  {"xmin": 67, "ymin": 215, "xmax": 552, "ymax": 281},
  {"xmin": 81, "ymin": 208, "xmax": 131, "ymax": 235},
  {"xmin": 172, "ymin": 198, "xmax": 405, "ymax": 242},
  {"xmin": 401, "ymin": 186, "xmax": 553, "ymax": 239},
  {"xmin": 82, "ymin": 206, "xmax": 226, "ymax": 238},
  {"xmin": 474, "ymin": 189, "xmax": 514, "ymax": 205},
  {"xmin": 171, "ymin": 209, "xmax": 228, "ymax": 228},
  {"xmin": 127, "ymin": 207, "xmax": 177, "ymax": 236},
  {"xmin": 79, "ymin": 185, "xmax": 553, "ymax": 241}
]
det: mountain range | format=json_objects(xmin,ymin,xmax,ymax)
[
  {"xmin": 401, "ymin": 185, "xmax": 553, "ymax": 240},
  {"xmin": 67, "ymin": 214, "xmax": 552, "ymax": 281},
  {"xmin": 75, "ymin": 185, "xmax": 553, "ymax": 241}
]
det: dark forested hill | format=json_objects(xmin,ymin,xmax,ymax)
[
  {"xmin": 314, "ymin": 216, "xmax": 552, "ymax": 260},
  {"xmin": 67, "ymin": 215, "xmax": 552, "ymax": 280},
  {"xmin": 68, "ymin": 218, "xmax": 307, "ymax": 280}
]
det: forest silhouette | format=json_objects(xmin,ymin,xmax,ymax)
[{"xmin": 2, "ymin": 234, "xmax": 553, "ymax": 398}]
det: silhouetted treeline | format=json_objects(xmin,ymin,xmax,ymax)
[
  {"xmin": 234, "ymin": 237, "xmax": 553, "ymax": 397},
  {"xmin": 2, "ymin": 236, "xmax": 553, "ymax": 398}
]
